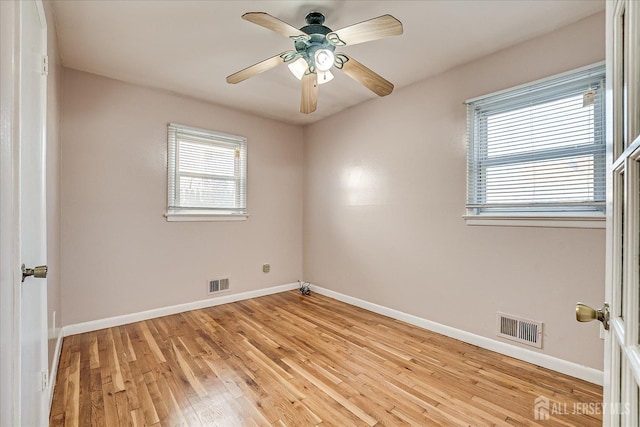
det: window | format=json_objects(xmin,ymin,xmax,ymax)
[
  {"xmin": 166, "ymin": 123, "xmax": 247, "ymax": 221},
  {"xmin": 465, "ymin": 64, "xmax": 605, "ymax": 227}
]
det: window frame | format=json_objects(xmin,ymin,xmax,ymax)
[
  {"xmin": 165, "ymin": 123, "xmax": 248, "ymax": 222},
  {"xmin": 464, "ymin": 62, "xmax": 606, "ymax": 229}
]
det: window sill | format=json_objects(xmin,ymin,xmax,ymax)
[
  {"xmin": 463, "ymin": 214, "xmax": 605, "ymax": 229},
  {"xmin": 165, "ymin": 210, "xmax": 248, "ymax": 222}
]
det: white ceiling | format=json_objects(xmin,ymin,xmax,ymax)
[{"xmin": 51, "ymin": 0, "xmax": 604, "ymax": 125}]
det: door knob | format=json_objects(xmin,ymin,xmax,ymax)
[
  {"xmin": 576, "ymin": 302, "xmax": 609, "ymax": 330},
  {"xmin": 21, "ymin": 264, "xmax": 47, "ymax": 283}
]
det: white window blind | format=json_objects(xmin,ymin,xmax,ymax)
[
  {"xmin": 167, "ymin": 123, "xmax": 247, "ymax": 216},
  {"xmin": 466, "ymin": 64, "xmax": 606, "ymax": 216}
]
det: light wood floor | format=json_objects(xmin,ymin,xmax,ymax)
[{"xmin": 50, "ymin": 291, "xmax": 602, "ymax": 426}]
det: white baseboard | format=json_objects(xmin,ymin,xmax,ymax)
[
  {"xmin": 62, "ymin": 282, "xmax": 299, "ymax": 337},
  {"xmin": 48, "ymin": 327, "xmax": 63, "ymax": 411},
  {"xmin": 59, "ymin": 281, "xmax": 603, "ymax": 386},
  {"xmin": 311, "ymin": 285, "xmax": 604, "ymax": 386}
]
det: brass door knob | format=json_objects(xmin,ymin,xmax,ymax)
[
  {"xmin": 21, "ymin": 264, "xmax": 47, "ymax": 283},
  {"xmin": 576, "ymin": 302, "xmax": 609, "ymax": 330}
]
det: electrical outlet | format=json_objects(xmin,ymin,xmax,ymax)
[{"xmin": 263, "ymin": 263, "xmax": 270, "ymax": 273}]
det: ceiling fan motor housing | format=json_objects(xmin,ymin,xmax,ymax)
[
  {"xmin": 296, "ymin": 12, "xmax": 336, "ymax": 72},
  {"xmin": 303, "ymin": 11, "xmax": 328, "ymax": 27}
]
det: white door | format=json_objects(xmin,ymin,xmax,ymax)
[
  {"xmin": 604, "ymin": 0, "xmax": 640, "ymax": 425},
  {"xmin": 18, "ymin": 0, "xmax": 49, "ymax": 425}
]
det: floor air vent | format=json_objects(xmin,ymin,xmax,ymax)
[
  {"xmin": 496, "ymin": 312, "xmax": 543, "ymax": 348},
  {"xmin": 209, "ymin": 278, "xmax": 230, "ymax": 294}
]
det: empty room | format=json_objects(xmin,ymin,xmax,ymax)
[{"xmin": 2, "ymin": 0, "xmax": 639, "ymax": 426}]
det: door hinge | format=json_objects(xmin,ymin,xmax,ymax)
[
  {"xmin": 41, "ymin": 371, "xmax": 48, "ymax": 390},
  {"xmin": 42, "ymin": 55, "xmax": 49, "ymax": 76}
]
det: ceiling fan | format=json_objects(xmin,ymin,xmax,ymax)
[{"xmin": 226, "ymin": 11, "xmax": 403, "ymax": 114}]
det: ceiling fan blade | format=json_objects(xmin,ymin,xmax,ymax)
[
  {"xmin": 327, "ymin": 15, "xmax": 402, "ymax": 46},
  {"xmin": 226, "ymin": 51, "xmax": 297, "ymax": 84},
  {"xmin": 337, "ymin": 54, "xmax": 394, "ymax": 97},
  {"xmin": 242, "ymin": 12, "xmax": 308, "ymax": 39},
  {"xmin": 300, "ymin": 72, "xmax": 318, "ymax": 114}
]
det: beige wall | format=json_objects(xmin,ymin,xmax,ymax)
[
  {"xmin": 61, "ymin": 69, "xmax": 303, "ymax": 325},
  {"xmin": 60, "ymin": 11, "xmax": 606, "ymax": 370},
  {"xmin": 303, "ymin": 13, "xmax": 606, "ymax": 370},
  {"xmin": 44, "ymin": 0, "xmax": 62, "ymax": 374}
]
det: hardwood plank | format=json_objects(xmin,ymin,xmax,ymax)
[
  {"xmin": 107, "ymin": 329, "xmax": 125, "ymax": 392},
  {"xmin": 155, "ymin": 374, "xmax": 190, "ymax": 426},
  {"xmin": 63, "ymin": 351, "xmax": 80, "ymax": 427},
  {"xmin": 139, "ymin": 320, "xmax": 166, "ymax": 363},
  {"xmin": 126, "ymin": 359, "xmax": 160, "ymax": 425},
  {"xmin": 89, "ymin": 368, "xmax": 105, "ymax": 427},
  {"xmin": 170, "ymin": 339, "xmax": 208, "ymax": 398},
  {"xmin": 51, "ymin": 291, "xmax": 603, "ymax": 426},
  {"xmin": 101, "ymin": 379, "xmax": 118, "ymax": 427},
  {"xmin": 88, "ymin": 333, "xmax": 100, "ymax": 369},
  {"xmin": 77, "ymin": 333, "xmax": 93, "ymax": 427}
]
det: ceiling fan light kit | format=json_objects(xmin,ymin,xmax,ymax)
[
  {"xmin": 226, "ymin": 11, "xmax": 403, "ymax": 114},
  {"xmin": 314, "ymin": 49, "xmax": 335, "ymax": 72}
]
